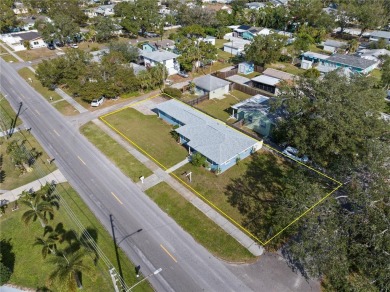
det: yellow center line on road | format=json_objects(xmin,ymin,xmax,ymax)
[
  {"xmin": 111, "ymin": 192, "xmax": 123, "ymax": 205},
  {"xmin": 160, "ymin": 244, "xmax": 178, "ymax": 263},
  {"xmin": 53, "ymin": 129, "xmax": 60, "ymax": 136},
  {"xmin": 77, "ymin": 156, "xmax": 86, "ymax": 165}
]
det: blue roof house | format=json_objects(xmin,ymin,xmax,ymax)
[{"xmin": 155, "ymin": 99, "xmax": 263, "ymax": 173}]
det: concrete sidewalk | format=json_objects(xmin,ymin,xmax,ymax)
[
  {"xmin": 165, "ymin": 157, "xmax": 190, "ymax": 173},
  {"xmin": 93, "ymin": 119, "xmax": 264, "ymax": 256},
  {"xmin": 0, "ymin": 169, "xmax": 67, "ymax": 206}
]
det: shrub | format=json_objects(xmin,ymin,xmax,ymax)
[
  {"xmin": 0, "ymin": 262, "xmax": 11, "ymax": 285},
  {"xmin": 163, "ymin": 87, "xmax": 182, "ymax": 99},
  {"xmin": 303, "ymin": 68, "xmax": 320, "ymax": 78},
  {"xmin": 191, "ymin": 152, "xmax": 208, "ymax": 167}
]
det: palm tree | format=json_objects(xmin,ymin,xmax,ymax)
[
  {"xmin": 20, "ymin": 194, "xmax": 54, "ymax": 227},
  {"xmin": 48, "ymin": 250, "xmax": 93, "ymax": 291},
  {"xmin": 34, "ymin": 236, "xmax": 58, "ymax": 259}
]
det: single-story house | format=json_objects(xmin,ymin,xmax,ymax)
[
  {"xmin": 238, "ymin": 62, "xmax": 254, "ymax": 75},
  {"xmin": 223, "ymin": 38, "xmax": 250, "ymax": 56},
  {"xmin": 269, "ymin": 0, "xmax": 289, "ymax": 6},
  {"xmin": 322, "ymin": 39, "xmax": 347, "ymax": 53},
  {"xmin": 301, "ymin": 51, "xmax": 330, "ymax": 69},
  {"xmin": 233, "ymin": 25, "xmax": 252, "ymax": 38},
  {"xmin": 357, "ymin": 48, "xmax": 390, "ymax": 64},
  {"xmin": 251, "ymin": 75, "xmax": 281, "ymax": 95},
  {"xmin": 192, "ymin": 74, "xmax": 231, "ymax": 99},
  {"xmin": 301, "ymin": 51, "xmax": 378, "ymax": 74},
  {"xmin": 155, "ymin": 99, "xmax": 262, "ymax": 173},
  {"xmin": 319, "ymin": 53, "xmax": 378, "ymax": 74},
  {"xmin": 245, "ymin": 2, "xmax": 267, "ymax": 10},
  {"xmin": 140, "ymin": 49, "xmax": 180, "ymax": 75},
  {"xmin": 369, "ymin": 30, "xmax": 390, "ymax": 44},
  {"xmin": 197, "ymin": 35, "xmax": 216, "ymax": 46},
  {"xmin": 0, "ymin": 30, "xmax": 46, "ymax": 51},
  {"xmin": 149, "ymin": 39, "xmax": 176, "ymax": 51},
  {"xmin": 231, "ymin": 94, "xmax": 279, "ymax": 137}
]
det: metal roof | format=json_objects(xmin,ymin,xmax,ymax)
[
  {"xmin": 192, "ymin": 74, "xmax": 231, "ymax": 92},
  {"xmin": 141, "ymin": 50, "xmax": 179, "ymax": 62},
  {"xmin": 155, "ymin": 100, "xmax": 258, "ymax": 164},
  {"xmin": 226, "ymin": 74, "xmax": 251, "ymax": 85},
  {"xmin": 251, "ymin": 75, "xmax": 280, "ymax": 86},
  {"xmin": 262, "ymin": 68, "xmax": 295, "ymax": 81},
  {"xmin": 323, "ymin": 39, "xmax": 347, "ymax": 48},
  {"xmin": 370, "ymin": 30, "xmax": 390, "ymax": 39},
  {"xmin": 327, "ymin": 54, "xmax": 377, "ymax": 69}
]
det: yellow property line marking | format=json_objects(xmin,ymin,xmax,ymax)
[
  {"xmin": 53, "ymin": 129, "xmax": 60, "ymax": 136},
  {"xmin": 160, "ymin": 244, "xmax": 177, "ymax": 263},
  {"xmin": 77, "ymin": 156, "xmax": 86, "ymax": 165},
  {"xmin": 100, "ymin": 93, "xmax": 343, "ymax": 246},
  {"xmin": 111, "ymin": 192, "xmax": 123, "ymax": 205}
]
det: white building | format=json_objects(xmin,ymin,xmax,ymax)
[
  {"xmin": 0, "ymin": 30, "xmax": 46, "ymax": 51},
  {"xmin": 140, "ymin": 50, "xmax": 180, "ymax": 75},
  {"xmin": 223, "ymin": 38, "xmax": 250, "ymax": 56}
]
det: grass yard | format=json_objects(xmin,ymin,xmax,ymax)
[
  {"xmin": 0, "ymin": 183, "xmax": 152, "ymax": 292},
  {"xmin": 266, "ymin": 62, "xmax": 305, "ymax": 76},
  {"xmin": 16, "ymin": 47, "xmax": 59, "ymax": 62},
  {"xmin": 52, "ymin": 100, "xmax": 80, "ymax": 116},
  {"xmin": 0, "ymin": 46, "xmax": 19, "ymax": 63},
  {"xmin": 0, "ymin": 95, "xmax": 22, "ymax": 128},
  {"xmin": 145, "ymin": 182, "xmax": 254, "ymax": 262},
  {"xmin": 0, "ymin": 130, "xmax": 57, "ymax": 190},
  {"xmin": 80, "ymin": 122, "xmax": 152, "ymax": 182},
  {"xmin": 195, "ymin": 90, "xmax": 251, "ymax": 122},
  {"xmin": 370, "ymin": 69, "xmax": 382, "ymax": 81},
  {"xmin": 102, "ymin": 108, "xmax": 188, "ymax": 168}
]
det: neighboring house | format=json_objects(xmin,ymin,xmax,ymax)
[
  {"xmin": 149, "ymin": 39, "xmax": 176, "ymax": 51},
  {"xmin": 0, "ymin": 30, "xmax": 46, "ymax": 51},
  {"xmin": 90, "ymin": 48, "xmax": 110, "ymax": 63},
  {"xmin": 140, "ymin": 49, "xmax": 180, "ymax": 75},
  {"xmin": 251, "ymin": 75, "xmax": 281, "ymax": 95},
  {"xmin": 155, "ymin": 99, "xmax": 262, "ymax": 173},
  {"xmin": 268, "ymin": 0, "xmax": 289, "ymax": 6},
  {"xmin": 197, "ymin": 36, "xmax": 216, "ymax": 46},
  {"xmin": 245, "ymin": 2, "xmax": 267, "ymax": 9},
  {"xmin": 13, "ymin": 2, "xmax": 28, "ymax": 14},
  {"xmin": 129, "ymin": 62, "xmax": 147, "ymax": 75},
  {"xmin": 192, "ymin": 74, "xmax": 231, "ymax": 99},
  {"xmin": 223, "ymin": 38, "xmax": 250, "ymax": 56},
  {"xmin": 226, "ymin": 74, "xmax": 251, "ymax": 85},
  {"xmin": 231, "ymin": 94, "xmax": 279, "ymax": 137},
  {"xmin": 233, "ymin": 25, "xmax": 252, "ymax": 38},
  {"xmin": 322, "ymin": 39, "xmax": 347, "ymax": 53},
  {"xmin": 95, "ymin": 4, "xmax": 116, "ymax": 17},
  {"xmin": 238, "ymin": 62, "xmax": 254, "ymax": 75},
  {"xmin": 357, "ymin": 48, "xmax": 390, "ymax": 64},
  {"xmin": 301, "ymin": 51, "xmax": 378, "ymax": 74},
  {"xmin": 369, "ymin": 30, "xmax": 390, "ymax": 44}
]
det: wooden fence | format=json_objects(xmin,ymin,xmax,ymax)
[
  {"xmin": 230, "ymin": 82, "xmax": 273, "ymax": 97},
  {"xmin": 184, "ymin": 93, "xmax": 209, "ymax": 106},
  {"xmin": 214, "ymin": 68, "xmax": 238, "ymax": 79}
]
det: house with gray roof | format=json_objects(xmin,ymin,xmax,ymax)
[
  {"xmin": 140, "ymin": 49, "xmax": 180, "ymax": 75},
  {"xmin": 320, "ymin": 53, "xmax": 378, "ymax": 74},
  {"xmin": 192, "ymin": 74, "xmax": 231, "ymax": 99},
  {"xmin": 155, "ymin": 99, "xmax": 263, "ymax": 173},
  {"xmin": 322, "ymin": 39, "xmax": 347, "ymax": 53},
  {"xmin": 369, "ymin": 30, "xmax": 390, "ymax": 44}
]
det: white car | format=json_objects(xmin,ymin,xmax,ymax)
[
  {"xmin": 70, "ymin": 43, "xmax": 79, "ymax": 48},
  {"xmin": 282, "ymin": 146, "xmax": 309, "ymax": 163},
  {"xmin": 91, "ymin": 96, "xmax": 104, "ymax": 107}
]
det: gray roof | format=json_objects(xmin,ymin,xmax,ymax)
[
  {"xmin": 251, "ymin": 75, "xmax": 280, "ymax": 86},
  {"xmin": 226, "ymin": 74, "xmax": 251, "ymax": 85},
  {"xmin": 370, "ymin": 30, "xmax": 390, "ymax": 39},
  {"xmin": 327, "ymin": 54, "xmax": 377, "ymax": 69},
  {"xmin": 129, "ymin": 62, "xmax": 147, "ymax": 75},
  {"xmin": 192, "ymin": 74, "xmax": 231, "ymax": 92},
  {"xmin": 12, "ymin": 31, "xmax": 41, "ymax": 41},
  {"xmin": 323, "ymin": 39, "xmax": 347, "ymax": 48},
  {"xmin": 141, "ymin": 50, "xmax": 179, "ymax": 62},
  {"xmin": 262, "ymin": 68, "xmax": 295, "ymax": 81},
  {"xmin": 155, "ymin": 99, "xmax": 258, "ymax": 164}
]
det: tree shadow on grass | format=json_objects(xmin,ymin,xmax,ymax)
[{"xmin": 0, "ymin": 238, "xmax": 15, "ymax": 273}]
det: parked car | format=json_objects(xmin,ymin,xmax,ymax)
[
  {"xmin": 177, "ymin": 71, "xmax": 189, "ymax": 78},
  {"xmin": 70, "ymin": 43, "xmax": 79, "ymax": 48},
  {"xmin": 47, "ymin": 43, "xmax": 55, "ymax": 50},
  {"xmin": 55, "ymin": 41, "xmax": 64, "ymax": 47},
  {"xmin": 91, "ymin": 96, "xmax": 105, "ymax": 107},
  {"xmin": 282, "ymin": 146, "xmax": 309, "ymax": 163}
]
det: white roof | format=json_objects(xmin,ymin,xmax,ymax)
[
  {"xmin": 302, "ymin": 51, "xmax": 330, "ymax": 60},
  {"xmin": 155, "ymin": 100, "xmax": 258, "ymax": 164},
  {"xmin": 224, "ymin": 39, "xmax": 250, "ymax": 49},
  {"xmin": 226, "ymin": 75, "xmax": 251, "ymax": 85},
  {"xmin": 251, "ymin": 75, "xmax": 281, "ymax": 86},
  {"xmin": 141, "ymin": 50, "xmax": 179, "ymax": 62}
]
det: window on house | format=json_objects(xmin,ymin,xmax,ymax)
[{"xmin": 33, "ymin": 41, "xmax": 38, "ymax": 45}]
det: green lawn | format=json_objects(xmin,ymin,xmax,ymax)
[
  {"xmin": 266, "ymin": 62, "xmax": 305, "ymax": 76},
  {"xmin": 16, "ymin": 47, "xmax": 58, "ymax": 62},
  {"xmin": 0, "ymin": 46, "xmax": 19, "ymax": 63},
  {"xmin": 0, "ymin": 183, "xmax": 152, "ymax": 291},
  {"xmin": 173, "ymin": 150, "xmax": 290, "ymax": 228},
  {"xmin": 370, "ymin": 69, "xmax": 382, "ymax": 81},
  {"xmin": 195, "ymin": 90, "xmax": 251, "ymax": 122},
  {"xmin": 52, "ymin": 100, "xmax": 79, "ymax": 116},
  {"xmin": 145, "ymin": 182, "xmax": 254, "ymax": 262},
  {"xmin": 102, "ymin": 108, "xmax": 188, "ymax": 169},
  {"xmin": 80, "ymin": 122, "xmax": 152, "ymax": 182},
  {"xmin": 1, "ymin": 130, "xmax": 57, "ymax": 190},
  {"xmin": 0, "ymin": 95, "xmax": 22, "ymax": 128}
]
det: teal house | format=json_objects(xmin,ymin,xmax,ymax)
[{"xmin": 231, "ymin": 95, "xmax": 279, "ymax": 137}]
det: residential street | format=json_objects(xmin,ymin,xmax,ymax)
[{"xmin": 0, "ymin": 58, "xmax": 320, "ymax": 291}]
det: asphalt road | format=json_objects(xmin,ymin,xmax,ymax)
[{"xmin": 1, "ymin": 59, "xmax": 252, "ymax": 291}]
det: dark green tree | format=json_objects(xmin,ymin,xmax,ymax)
[
  {"xmin": 94, "ymin": 16, "xmax": 116, "ymax": 42},
  {"xmin": 244, "ymin": 34, "xmax": 287, "ymax": 66},
  {"xmin": 0, "ymin": 0, "xmax": 19, "ymax": 33},
  {"xmin": 381, "ymin": 57, "xmax": 390, "ymax": 89}
]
